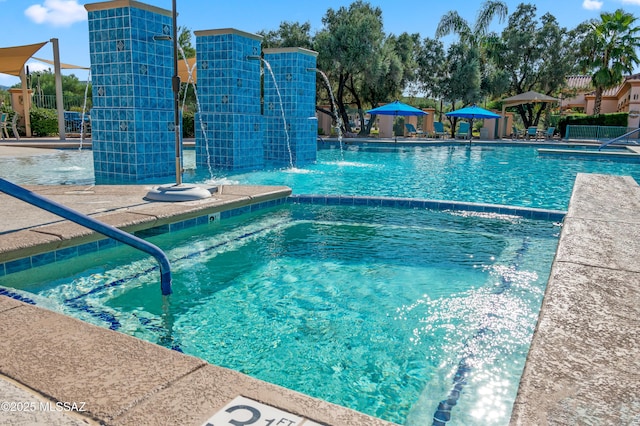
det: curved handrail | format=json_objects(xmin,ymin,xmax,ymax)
[
  {"xmin": 0, "ymin": 179, "xmax": 172, "ymax": 295},
  {"xmin": 598, "ymin": 128, "xmax": 640, "ymax": 150}
]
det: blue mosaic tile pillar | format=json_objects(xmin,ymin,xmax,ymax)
[
  {"xmin": 263, "ymin": 48, "xmax": 318, "ymax": 168},
  {"xmin": 194, "ymin": 29, "xmax": 263, "ymax": 171},
  {"xmin": 85, "ymin": 1, "xmax": 175, "ymax": 184}
]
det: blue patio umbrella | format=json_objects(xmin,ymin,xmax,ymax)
[
  {"xmin": 367, "ymin": 100, "xmax": 427, "ymax": 141},
  {"xmin": 446, "ymin": 105, "xmax": 501, "ymax": 142}
]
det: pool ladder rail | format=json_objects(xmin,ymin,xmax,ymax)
[{"xmin": 0, "ymin": 178, "xmax": 172, "ymax": 295}]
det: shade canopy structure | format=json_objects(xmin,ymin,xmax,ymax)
[
  {"xmin": 501, "ymin": 90, "xmax": 559, "ymax": 108},
  {"xmin": 500, "ymin": 91, "xmax": 559, "ymax": 138},
  {"xmin": 367, "ymin": 100, "xmax": 427, "ymax": 141},
  {"xmin": 446, "ymin": 105, "xmax": 501, "ymax": 142},
  {"xmin": 0, "ymin": 42, "xmax": 48, "ymax": 76},
  {"xmin": 32, "ymin": 57, "xmax": 89, "ymax": 71}
]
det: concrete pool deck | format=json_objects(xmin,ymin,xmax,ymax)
[{"xmin": 0, "ymin": 146, "xmax": 638, "ymax": 424}]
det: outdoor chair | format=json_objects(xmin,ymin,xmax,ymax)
[
  {"xmin": 526, "ymin": 126, "xmax": 539, "ymax": 140},
  {"xmin": 1, "ymin": 113, "xmax": 8, "ymax": 139},
  {"xmin": 433, "ymin": 121, "xmax": 446, "ymax": 138},
  {"xmin": 544, "ymin": 126, "xmax": 556, "ymax": 140},
  {"xmin": 456, "ymin": 122, "xmax": 470, "ymax": 139},
  {"xmin": 512, "ymin": 126, "xmax": 524, "ymax": 140},
  {"xmin": 405, "ymin": 123, "xmax": 424, "ymax": 137}
]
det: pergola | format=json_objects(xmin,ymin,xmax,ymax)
[{"xmin": 0, "ymin": 39, "xmax": 89, "ymax": 139}]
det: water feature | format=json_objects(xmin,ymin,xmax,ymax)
[
  {"xmin": 248, "ymin": 55, "xmax": 294, "ymax": 169},
  {"xmin": 309, "ymin": 68, "xmax": 344, "ymax": 159},
  {"xmin": 177, "ymin": 45, "xmax": 214, "ymax": 179},
  {"xmin": 79, "ymin": 71, "xmax": 91, "ymax": 151}
]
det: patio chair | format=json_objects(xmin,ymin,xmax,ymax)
[
  {"xmin": 526, "ymin": 126, "xmax": 538, "ymax": 141},
  {"xmin": 544, "ymin": 127, "xmax": 555, "ymax": 140},
  {"xmin": 456, "ymin": 122, "xmax": 470, "ymax": 139},
  {"xmin": 433, "ymin": 121, "xmax": 446, "ymax": 138},
  {"xmin": 512, "ymin": 126, "xmax": 524, "ymax": 140},
  {"xmin": 1, "ymin": 113, "xmax": 8, "ymax": 139},
  {"xmin": 405, "ymin": 123, "xmax": 424, "ymax": 137}
]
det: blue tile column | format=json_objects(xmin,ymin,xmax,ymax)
[
  {"xmin": 85, "ymin": 1, "xmax": 175, "ymax": 184},
  {"xmin": 263, "ymin": 48, "xmax": 318, "ymax": 168},
  {"xmin": 194, "ymin": 29, "xmax": 263, "ymax": 171}
]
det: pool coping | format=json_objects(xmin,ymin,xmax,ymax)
[
  {"xmin": 509, "ymin": 173, "xmax": 640, "ymax": 425},
  {"xmin": 0, "ymin": 173, "xmax": 637, "ymax": 424}
]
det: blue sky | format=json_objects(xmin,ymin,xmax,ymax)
[{"xmin": 1, "ymin": 0, "xmax": 640, "ymax": 87}]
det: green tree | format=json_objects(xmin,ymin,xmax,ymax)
[
  {"xmin": 488, "ymin": 4, "xmax": 573, "ymax": 128},
  {"xmin": 578, "ymin": 9, "xmax": 640, "ymax": 115},
  {"xmin": 414, "ymin": 37, "xmax": 446, "ymax": 118},
  {"xmin": 259, "ymin": 21, "xmax": 314, "ymax": 50},
  {"xmin": 177, "ymin": 26, "xmax": 195, "ymax": 59},
  {"xmin": 315, "ymin": 1, "xmax": 387, "ymax": 134},
  {"xmin": 435, "ymin": 0, "xmax": 508, "ymax": 47},
  {"xmin": 441, "ymin": 43, "xmax": 481, "ymax": 136},
  {"xmin": 436, "ymin": 0, "xmax": 507, "ymax": 103},
  {"xmin": 357, "ymin": 34, "xmax": 411, "ymax": 134}
]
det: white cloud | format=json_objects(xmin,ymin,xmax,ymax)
[
  {"xmin": 621, "ymin": 0, "xmax": 640, "ymax": 5},
  {"xmin": 26, "ymin": 61, "xmax": 52, "ymax": 74},
  {"xmin": 25, "ymin": 0, "xmax": 87, "ymax": 27},
  {"xmin": 583, "ymin": 0, "xmax": 604, "ymax": 10}
]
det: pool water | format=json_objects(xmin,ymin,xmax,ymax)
[
  {"xmin": 217, "ymin": 145, "xmax": 640, "ymax": 210},
  {"xmin": 2, "ymin": 204, "xmax": 560, "ymax": 425},
  {"xmin": 3, "ymin": 144, "xmax": 640, "ymax": 210}
]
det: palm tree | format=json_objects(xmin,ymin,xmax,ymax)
[
  {"xmin": 435, "ymin": 1, "xmax": 508, "ymax": 109},
  {"xmin": 435, "ymin": 0, "xmax": 508, "ymax": 48},
  {"xmin": 580, "ymin": 9, "xmax": 640, "ymax": 115}
]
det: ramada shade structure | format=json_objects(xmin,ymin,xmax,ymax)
[{"xmin": 500, "ymin": 90, "xmax": 559, "ymax": 137}]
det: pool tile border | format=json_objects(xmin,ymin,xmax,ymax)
[{"xmin": 288, "ymin": 194, "xmax": 566, "ymax": 221}]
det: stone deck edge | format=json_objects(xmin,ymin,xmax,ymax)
[{"xmin": 509, "ymin": 173, "xmax": 640, "ymax": 425}]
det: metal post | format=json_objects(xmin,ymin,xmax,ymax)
[
  {"xmin": 172, "ymin": 0, "xmax": 182, "ymax": 185},
  {"xmin": 51, "ymin": 38, "xmax": 66, "ymax": 141}
]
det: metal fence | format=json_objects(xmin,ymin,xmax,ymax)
[
  {"xmin": 565, "ymin": 125, "xmax": 636, "ymax": 142},
  {"xmin": 32, "ymin": 94, "xmax": 91, "ymax": 111}
]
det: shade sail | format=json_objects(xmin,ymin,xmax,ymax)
[
  {"xmin": 32, "ymin": 57, "xmax": 89, "ymax": 70},
  {"xmin": 0, "ymin": 42, "xmax": 48, "ymax": 76}
]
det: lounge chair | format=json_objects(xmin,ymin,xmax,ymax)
[
  {"xmin": 456, "ymin": 122, "xmax": 470, "ymax": 139},
  {"xmin": 433, "ymin": 121, "xmax": 446, "ymax": 138},
  {"xmin": 512, "ymin": 126, "xmax": 524, "ymax": 140},
  {"xmin": 526, "ymin": 126, "xmax": 539, "ymax": 141},
  {"xmin": 405, "ymin": 123, "xmax": 424, "ymax": 137},
  {"xmin": 544, "ymin": 127, "xmax": 555, "ymax": 140},
  {"xmin": 1, "ymin": 113, "xmax": 8, "ymax": 139}
]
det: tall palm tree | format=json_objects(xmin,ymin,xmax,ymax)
[
  {"xmin": 436, "ymin": 1, "xmax": 508, "ymax": 107},
  {"xmin": 435, "ymin": 0, "xmax": 508, "ymax": 48},
  {"xmin": 580, "ymin": 9, "xmax": 640, "ymax": 115}
]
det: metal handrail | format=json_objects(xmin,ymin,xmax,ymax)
[
  {"xmin": 0, "ymin": 179, "xmax": 172, "ymax": 295},
  {"xmin": 598, "ymin": 128, "xmax": 640, "ymax": 150}
]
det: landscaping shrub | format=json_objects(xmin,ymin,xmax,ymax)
[
  {"xmin": 182, "ymin": 110, "xmax": 195, "ymax": 138},
  {"xmin": 558, "ymin": 112, "xmax": 628, "ymax": 137},
  {"xmin": 30, "ymin": 107, "xmax": 58, "ymax": 136}
]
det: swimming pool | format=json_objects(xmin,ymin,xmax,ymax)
[
  {"xmin": 3, "ymin": 144, "xmax": 640, "ymax": 210},
  {"xmin": 1, "ymin": 203, "xmax": 560, "ymax": 425}
]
